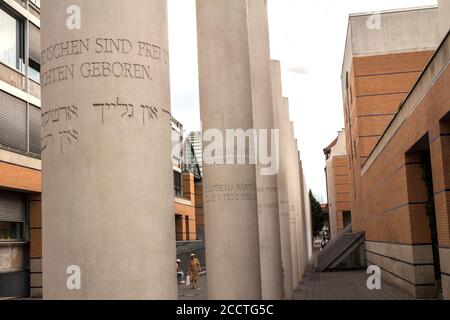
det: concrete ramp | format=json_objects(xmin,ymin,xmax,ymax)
[{"xmin": 315, "ymin": 226, "xmax": 366, "ymax": 272}]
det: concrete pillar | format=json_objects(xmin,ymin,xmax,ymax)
[
  {"xmin": 284, "ymin": 100, "xmax": 300, "ymax": 290},
  {"xmin": 438, "ymin": 0, "xmax": 450, "ymax": 40},
  {"xmin": 270, "ymin": 61, "xmax": 294, "ymax": 299},
  {"xmin": 286, "ymin": 123, "xmax": 300, "ymax": 288},
  {"xmin": 247, "ymin": 0, "xmax": 284, "ymax": 300},
  {"xmin": 197, "ymin": 0, "xmax": 262, "ymax": 299},
  {"xmin": 298, "ymin": 157, "xmax": 309, "ymax": 270},
  {"xmin": 303, "ymin": 174, "xmax": 314, "ymax": 262},
  {"xmin": 41, "ymin": 0, "xmax": 176, "ymax": 299},
  {"xmin": 293, "ymin": 136, "xmax": 304, "ymax": 282}
]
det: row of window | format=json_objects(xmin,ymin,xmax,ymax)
[
  {"xmin": 1, "ymin": 4, "xmax": 41, "ymax": 83},
  {"xmin": 0, "ymin": 90, "xmax": 41, "ymax": 155}
]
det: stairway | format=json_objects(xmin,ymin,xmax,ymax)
[{"xmin": 314, "ymin": 225, "xmax": 366, "ymax": 272}]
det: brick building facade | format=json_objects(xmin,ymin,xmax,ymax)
[
  {"xmin": 341, "ymin": 5, "xmax": 450, "ymax": 299},
  {"xmin": 324, "ymin": 130, "xmax": 351, "ymax": 240}
]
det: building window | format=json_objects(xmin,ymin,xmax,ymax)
[
  {"xmin": 0, "ymin": 7, "xmax": 24, "ymax": 72},
  {"xmin": 0, "ymin": 91, "xmax": 42, "ymax": 155},
  {"xmin": 28, "ymin": 58, "xmax": 40, "ymax": 83},
  {"xmin": 174, "ymin": 171, "xmax": 182, "ymax": 198},
  {"xmin": 28, "ymin": 22, "xmax": 40, "ymax": 81},
  {"xmin": 0, "ymin": 190, "xmax": 26, "ymax": 241},
  {"xmin": 185, "ymin": 216, "xmax": 190, "ymax": 241},
  {"xmin": 0, "ymin": 222, "xmax": 23, "ymax": 241},
  {"xmin": 0, "ymin": 91, "xmax": 27, "ymax": 152},
  {"xmin": 175, "ymin": 214, "xmax": 183, "ymax": 241}
]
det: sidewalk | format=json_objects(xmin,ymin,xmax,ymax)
[
  {"xmin": 294, "ymin": 270, "xmax": 414, "ymax": 300},
  {"xmin": 177, "ymin": 269, "xmax": 413, "ymax": 300},
  {"xmin": 178, "ymin": 274, "xmax": 208, "ymax": 300}
]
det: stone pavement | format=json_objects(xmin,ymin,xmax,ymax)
[
  {"xmin": 178, "ymin": 271, "xmax": 413, "ymax": 300},
  {"xmin": 178, "ymin": 275, "xmax": 208, "ymax": 300},
  {"xmin": 294, "ymin": 270, "xmax": 414, "ymax": 300}
]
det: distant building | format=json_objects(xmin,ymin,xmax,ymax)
[
  {"xmin": 188, "ymin": 131, "xmax": 203, "ymax": 177},
  {"xmin": 182, "ymin": 132, "xmax": 205, "ymax": 240},
  {"xmin": 183, "ymin": 133, "xmax": 202, "ymax": 180},
  {"xmin": 324, "ymin": 130, "xmax": 351, "ymax": 240},
  {"xmin": 183, "ymin": 134, "xmax": 204, "ymax": 240},
  {"xmin": 171, "ymin": 117, "xmax": 198, "ymax": 242}
]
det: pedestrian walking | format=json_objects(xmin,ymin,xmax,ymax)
[{"xmin": 188, "ymin": 254, "xmax": 201, "ymax": 289}]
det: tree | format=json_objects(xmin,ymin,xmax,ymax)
[{"xmin": 309, "ymin": 190, "xmax": 328, "ymax": 237}]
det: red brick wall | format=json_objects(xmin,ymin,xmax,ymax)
[
  {"xmin": 0, "ymin": 162, "xmax": 41, "ymax": 193},
  {"xmin": 353, "ymin": 61, "xmax": 450, "ymax": 246},
  {"xmin": 344, "ymin": 51, "xmax": 435, "ymax": 242},
  {"xmin": 330, "ymin": 156, "xmax": 351, "ymax": 234}
]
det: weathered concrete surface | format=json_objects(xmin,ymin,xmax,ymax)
[
  {"xmin": 298, "ymin": 157, "xmax": 310, "ymax": 270},
  {"xmin": 439, "ymin": 0, "xmax": 450, "ymax": 39},
  {"xmin": 283, "ymin": 98, "xmax": 300, "ymax": 291},
  {"xmin": 271, "ymin": 61, "xmax": 294, "ymax": 299},
  {"xmin": 342, "ymin": 7, "xmax": 440, "ymax": 98},
  {"xmin": 286, "ymin": 122, "xmax": 300, "ymax": 288},
  {"xmin": 247, "ymin": 0, "xmax": 284, "ymax": 300},
  {"xmin": 197, "ymin": 0, "xmax": 262, "ymax": 300},
  {"xmin": 303, "ymin": 175, "xmax": 314, "ymax": 262},
  {"xmin": 293, "ymin": 136, "xmax": 305, "ymax": 282},
  {"xmin": 41, "ymin": 0, "xmax": 176, "ymax": 299}
]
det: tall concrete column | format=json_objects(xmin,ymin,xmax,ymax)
[
  {"xmin": 286, "ymin": 121, "xmax": 300, "ymax": 289},
  {"xmin": 271, "ymin": 61, "xmax": 294, "ymax": 299},
  {"xmin": 303, "ymin": 173, "xmax": 314, "ymax": 261},
  {"xmin": 41, "ymin": 0, "xmax": 176, "ymax": 299},
  {"xmin": 283, "ymin": 98, "xmax": 299, "ymax": 290},
  {"xmin": 438, "ymin": 0, "xmax": 450, "ymax": 39},
  {"xmin": 298, "ymin": 157, "xmax": 309, "ymax": 271},
  {"xmin": 293, "ymin": 137, "xmax": 304, "ymax": 282},
  {"xmin": 197, "ymin": 0, "xmax": 262, "ymax": 299},
  {"xmin": 290, "ymin": 134, "xmax": 302, "ymax": 281},
  {"xmin": 247, "ymin": 0, "xmax": 284, "ymax": 300}
]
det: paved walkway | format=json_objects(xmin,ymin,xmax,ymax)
[
  {"xmin": 178, "ymin": 275, "xmax": 208, "ymax": 300},
  {"xmin": 178, "ymin": 270, "xmax": 413, "ymax": 300},
  {"xmin": 294, "ymin": 270, "xmax": 414, "ymax": 300}
]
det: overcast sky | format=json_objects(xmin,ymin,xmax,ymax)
[{"xmin": 167, "ymin": 0, "xmax": 437, "ymax": 202}]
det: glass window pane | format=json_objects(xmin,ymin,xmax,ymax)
[
  {"xmin": 0, "ymin": 8, "xmax": 18, "ymax": 69},
  {"xmin": 174, "ymin": 171, "xmax": 182, "ymax": 197},
  {"xmin": 0, "ymin": 222, "xmax": 23, "ymax": 241},
  {"xmin": 29, "ymin": 23, "xmax": 40, "ymax": 63},
  {"xmin": 28, "ymin": 58, "xmax": 40, "ymax": 83},
  {"xmin": 28, "ymin": 65, "xmax": 40, "ymax": 83},
  {"xmin": 29, "ymin": 104, "xmax": 41, "ymax": 154},
  {"xmin": 0, "ymin": 90, "xmax": 28, "ymax": 152}
]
